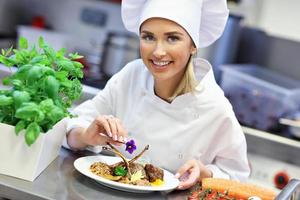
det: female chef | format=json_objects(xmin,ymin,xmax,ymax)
[{"xmin": 65, "ymin": 0, "xmax": 250, "ymax": 190}]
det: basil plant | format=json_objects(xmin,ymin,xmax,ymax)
[{"xmin": 0, "ymin": 37, "xmax": 83, "ymax": 146}]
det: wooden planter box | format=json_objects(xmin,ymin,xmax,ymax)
[{"xmin": 0, "ymin": 119, "xmax": 66, "ymax": 181}]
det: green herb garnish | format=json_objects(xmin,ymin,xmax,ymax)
[{"xmin": 114, "ymin": 166, "xmax": 128, "ymax": 176}]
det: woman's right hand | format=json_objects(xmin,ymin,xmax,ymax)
[
  {"xmin": 83, "ymin": 115, "xmax": 128, "ymax": 146},
  {"xmin": 67, "ymin": 115, "xmax": 128, "ymax": 150}
]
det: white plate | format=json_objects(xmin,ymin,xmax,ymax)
[{"xmin": 74, "ymin": 155, "xmax": 180, "ymax": 193}]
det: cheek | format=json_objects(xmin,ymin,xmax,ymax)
[
  {"xmin": 171, "ymin": 49, "xmax": 190, "ymax": 63},
  {"xmin": 139, "ymin": 43, "xmax": 150, "ymax": 59}
]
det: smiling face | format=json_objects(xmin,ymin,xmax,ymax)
[{"xmin": 139, "ymin": 18, "xmax": 196, "ymax": 87}]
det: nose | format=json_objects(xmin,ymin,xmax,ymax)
[{"xmin": 153, "ymin": 42, "xmax": 166, "ymax": 58}]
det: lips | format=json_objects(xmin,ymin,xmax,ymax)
[{"xmin": 151, "ymin": 60, "xmax": 172, "ymax": 69}]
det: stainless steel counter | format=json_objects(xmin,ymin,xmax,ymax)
[
  {"xmin": 0, "ymin": 148, "xmax": 189, "ymax": 200},
  {"xmin": 1, "ymin": 129, "xmax": 300, "ymax": 200}
]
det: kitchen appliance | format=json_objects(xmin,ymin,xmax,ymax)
[
  {"xmin": 244, "ymin": 127, "xmax": 300, "ymax": 194},
  {"xmin": 101, "ymin": 32, "xmax": 139, "ymax": 77}
]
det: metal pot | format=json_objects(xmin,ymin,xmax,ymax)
[{"xmin": 101, "ymin": 32, "xmax": 139, "ymax": 77}]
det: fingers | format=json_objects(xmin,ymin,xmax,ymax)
[
  {"xmin": 96, "ymin": 133, "xmax": 123, "ymax": 146},
  {"xmin": 177, "ymin": 169, "xmax": 199, "ymax": 190},
  {"xmin": 175, "ymin": 160, "xmax": 194, "ymax": 178},
  {"xmin": 95, "ymin": 115, "xmax": 128, "ymax": 143},
  {"xmin": 175, "ymin": 160, "xmax": 201, "ymax": 190},
  {"xmin": 106, "ymin": 115, "xmax": 118, "ymax": 140}
]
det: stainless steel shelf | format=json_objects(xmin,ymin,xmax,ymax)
[{"xmin": 243, "ymin": 126, "xmax": 300, "ymax": 166}]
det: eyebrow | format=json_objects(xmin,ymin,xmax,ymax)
[
  {"xmin": 141, "ymin": 30, "xmax": 184, "ymax": 36},
  {"xmin": 165, "ymin": 31, "xmax": 184, "ymax": 36}
]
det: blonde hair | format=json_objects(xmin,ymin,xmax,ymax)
[{"xmin": 168, "ymin": 55, "xmax": 199, "ymax": 101}]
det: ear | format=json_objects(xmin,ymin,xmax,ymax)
[{"xmin": 190, "ymin": 47, "xmax": 197, "ymax": 55}]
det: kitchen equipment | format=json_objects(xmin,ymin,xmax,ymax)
[
  {"xmin": 220, "ymin": 64, "xmax": 300, "ymax": 131},
  {"xmin": 244, "ymin": 126, "xmax": 300, "ymax": 192},
  {"xmin": 101, "ymin": 32, "xmax": 139, "ymax": 77},
  {"xmin": 275, "ymin": 179, "xmax": 300, "ymax": 200},
  {"xmin": 279, "ymin": 118, "xmax": 300, "ymax": 138}
]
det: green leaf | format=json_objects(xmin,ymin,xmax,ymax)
[
  {"xmin": 0, "ymin": 112, "xmax": 4, "ymax": 122},
  {"xmin": 60, "ymin": 79, "xmax": 72, "ymax": 88},
  {"xmin": 69, "ymin": 52, "xmax": 83, "ymax": 60},
  {"xmin": 36, "ymin": 110, "xmax": 45, "ymax": 122},
  {"xmin": 11, "ymin": 79, "xmax": 23, "ymax": 90},
  {"xmin": 2, "ymin": 77, "xmax": 12, "ymax": 85},
  {"xmin": 57, "ymin": 60, "xmax": 75, "ymax": 72},
  {"xmin": 6, "ymin": 46, "xmax": 13, "ymax": 56},
  {"xmin": 29, "ymin": 55, "xmax": 44, "ymax": 64},
  {"xmin": 29, "ymin": 46, "xmax": 38, "ymax": 58},
  {"xmin": 114, "ymin": 166, "xmax": 127, "ymax": 176},
  {"xmin": 38, "ymin": 37, "xmax": 45, "ymax": 48},
  {"xmin": 26, "ymin": 65, "xmax": 43, "ymax": 84},
  {"xmin": 55, "ymin": 71, "xmax": 68, "ymax": 80},
  {"xmin": 75, "ymin": 68, "xmax": 84, "ymax": 78},
  {"xmin": 47, "ymin": 106, "xmax": 64, "ymax": 123},
  {"xmin": 15, "ymin": 120, "xmax": 26, "ymax": 135},
  {"xmin": 40, "ymin": 65, "xmax": 55, "ymax": 76},
  {"xmin": 56, "ymin": 48, "xmax": 66, "ymax": 58},
  {"xmin": 39, "ymin": 99, "xmax": 54, "ymax": 112},
  {"xmin": 43, "ymin": 44, "xmax": 56, "ymax": 61},
  {"xmin": 0, "ymin": 95, "xmax": 13, "ymax": 106},
  {"xmin": 15, "ymin": 103, "xmax": 39, "ymax": 120},
  {"xmin": 14, "ymin": 49, "xmax": 30, "ymax": 64},
  {"xmin": 12, "ymin": 90, "xmax": 31, "ymax": 108},
  {"xmin": 25, "ymin": 122, "xmax": 40, "ymax": 146},
  {"xmin": 14, "ymin": 64, "xmax": 32, "ymax": 80},
  {"xmin": 44, "ymin": 75, "xmax": 60, "ymax": 99},
  {"xmin": 0, "ymin": 55, "xmax": 14, "ymax": 66},
  {"xmin": 73, "ymin": 61, "xmax": 84, "ymax": 69},
  {"xmin": 19, "ymin": 37, "xmax": 28, "ymax": 49}
]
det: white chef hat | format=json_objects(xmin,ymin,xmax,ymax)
[{"xmin": 121, "ymin": 0, "xmax": 229, "ymax": 48}]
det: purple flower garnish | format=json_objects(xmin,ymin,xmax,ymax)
[{"xmin": 125, "ymin": 139, "xmax": 136, "ymax": 154}]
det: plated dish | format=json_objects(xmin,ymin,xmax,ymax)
[{"xmin": 74, "ymin": 155, "xmax": 180, "ymax": 193}]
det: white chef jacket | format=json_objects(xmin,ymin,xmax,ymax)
[{"xmin": 65, "ymin": 57, "xmax": 250, "ymax": 181}]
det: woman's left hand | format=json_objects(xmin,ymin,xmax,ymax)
[{"xmin": 175, "ymin": 159, "xmax": 212, "ymax": 190}]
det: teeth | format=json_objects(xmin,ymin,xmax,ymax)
[{"xmin": 153, "ymin": 60, "xmax": 170, "ymax": 66}]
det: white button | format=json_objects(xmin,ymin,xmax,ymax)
[{"xmin": 194, "ymin": 113, "xmax": 200, "ymax": 118}]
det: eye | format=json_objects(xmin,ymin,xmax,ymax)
[
  {"xmin": 167, "ymin": 36, "xmax": 180, "ymax": 43},
  {"xmin": 141, "ymin": 34, "xmax": 155, "ymax": 41}
]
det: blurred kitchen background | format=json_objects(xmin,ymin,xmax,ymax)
[{"xmin": 1, "ymin": 0, "xmax": 300, "ymax": 193}]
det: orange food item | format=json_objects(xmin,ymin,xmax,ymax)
[{"xmin": 199, "ymin": 178, "xmax": 277, "ymax": 200}]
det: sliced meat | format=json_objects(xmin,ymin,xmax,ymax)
[
  {"xmin": 145, "ymin": 164, "xmax": 164, "ymax": 182},
  {"xmin": 129, "ymin": 162, "xmax": 147, "ymax": 177}
]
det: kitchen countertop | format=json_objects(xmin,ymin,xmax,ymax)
[
  {"xmin": 0, "ymin": 128, "xmax": 300, "ymax": 199},
  {"xmin": 0, "ymin": 148, "xmax": 189, "ymax": 200}
]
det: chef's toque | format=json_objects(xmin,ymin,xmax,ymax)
[{"xmin": 121, "ymin": 0, "xmax": 229, "ymax": 48}]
